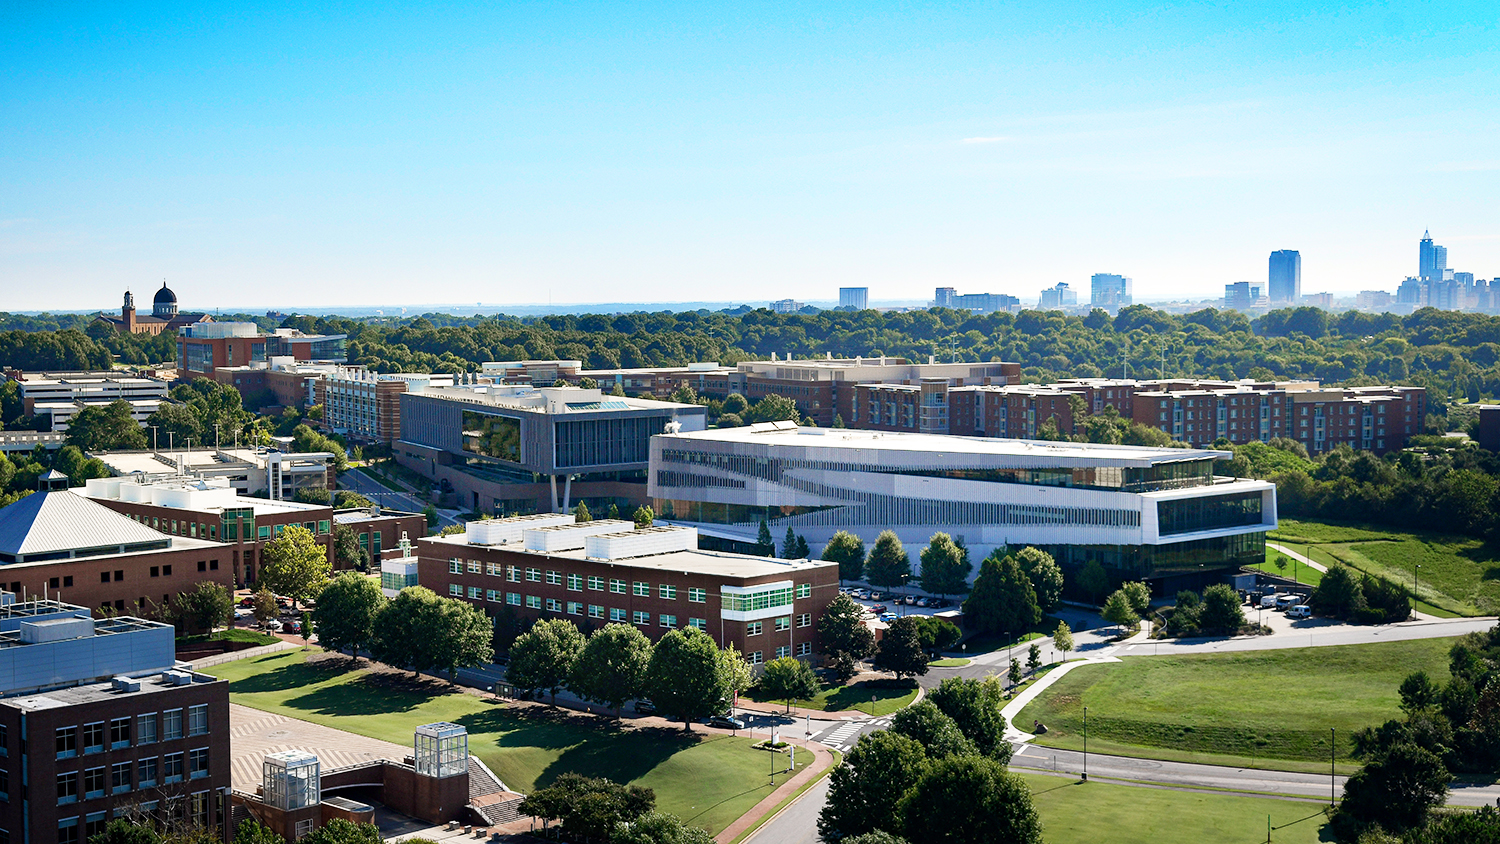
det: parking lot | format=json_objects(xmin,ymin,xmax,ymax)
[{"xmin": 840, "ymin": 585, "xmax": 959, "ymax": 622}]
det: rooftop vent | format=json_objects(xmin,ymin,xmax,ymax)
[
  {"xmin": 584, "ymin": 526, "xmax": 698, "ymax": 561},
  {"xmin": 111, "ymin": 676, "xmax": 142, "ymax": 692},
  {"xmin": 19, "ymin": 617, "xmax": 94, "ymax": 644},
  {"xmin": 466, "ymin": 513, "xmax": 575, "ymax": 546},
  {"xmin": 523, "ymin": 519, "xmax": 635, "ymax": 552},
  {"xmin": 161, "ymin": 670, "xmax": 194, "ymax": 686}
]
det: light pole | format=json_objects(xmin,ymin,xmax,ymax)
[
  {"xmin": 1082, "ymin": 705, "xmax": 1088, "ymax": 781},
  {"xmin": 1330, "ymin": 727, "xmax": 1337, "ymax": 805},
  {"xmin": 1414, "ymin": 564, "xmax": 1421, "ymax": 609}
]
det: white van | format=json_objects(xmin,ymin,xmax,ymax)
[
  {"xmin": 1287, "ymin": 604, "xmax": 1312, "ymax": 619},
  {"xmin": 1260, "ymin": 593, "xmax": 1280, "ymax": 609},
  {"xmin": 1275, "ymin": 594, "xmax": 1302, "ymax": 611}
]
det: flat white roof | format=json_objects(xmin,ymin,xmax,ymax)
[
  {"xmin": 422, "ymin": 532, "xmax": 833, "ymax": 580},
  {"xmin": 659, "ymin": 426, "xmax": 1229, "ymax": 465}
]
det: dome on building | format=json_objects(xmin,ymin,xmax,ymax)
[{"xmin": 152, "ymin": 281, "xmax": 179, "ymax": 318}]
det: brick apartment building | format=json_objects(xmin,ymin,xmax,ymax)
[
  {"xmin": 417, "ymin": 516, "xmax": 838, "ymax": 663},
  {"xmin": 0, "ymin": 598, "xmax": 231, "ymax": 844}
]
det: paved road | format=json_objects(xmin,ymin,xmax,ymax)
[
  {"xmin": 338, "ymin": 467, "xmax": 462, "ymax": 528},
  {"xmin": 742, "ymin": 776, "xmax": 829, "ymax": 844}
]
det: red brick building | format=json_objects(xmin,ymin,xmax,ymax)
[{"xmin": 417, "ymin": 518, "xmax": 838, "ymax": 663}]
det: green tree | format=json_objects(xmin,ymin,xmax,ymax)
[
  {"xmin": 145, "ymin": 402, "xmax": 204, "ymax": 449},
  {"xmin": 1274, "ymin": 554, "xmax": 1289, "ymax": 577},
  {"xmin": 758, "ymin": 656, "xmax": 820, "ymax": 712},
  {"xmin": 633, "ymin": 505, "xmax": 654, "ymax": 528},
  {"xmin": 1198, "ymin": 583, "xmax": 1246, "ymax": 634},
  {"xmin": 873, "ymin": 616, "xmax": 929, "ymax": 680},
  {"xmin": 1054, "ymin": 620, "xmax": 1074, "ymax": 661},
  {"xmin": 91, "ymin": 819, "xmax": 164, "ymax": 844},
  {"xmin": 66, "ymin": 399, "xmax": 148, "ymax": 451},
  {"xmin": 299, "ymin": 819, "xmax": 381, "ymax": 844},
  {"xmin": 645, "ymin": 627, "xmax": 731, "ymax": 730},
  {"xmin": 51, "ymin": 445, "xmax": 108, "ymax": 486},
  {"xmin": 866, "ymin": 530, "xmax": 911, "ymax": 591},
  {"xmin": 782, "ymin": 525, "xmax": 800, "ymax": 559},
  {"xmin": 918, "ymin": 533, "xmax": 970, "ymax": 598},
  {"xmin": 822, "ymin": 530, "xmax": 867, "ymax": 583},
  {"xmin": 1014, "ymin": 546, "xmax": 1064, "ymax": 613},
  {"xmin": 170, "ymin": 581, "xmax": 233, "ymax": 634},
  {"xmin": 962, "ymin": 553, "xmax": 1040, "ymax": 636},
  {"xmin": 422, "ymin": 504, "xmax": 439, "ymax": 529},
  {"xmin": 610, "ymin": 812, "xmax": 715, "ymax": 844},
  {"xmin": 569, "ymin": 623, "xmax": 653, "ymax": 717},
  {"xmin": 1400, "ymin": 670, "xmax": 1441, "ymax": 715},
  {"xmin": 331, "ymin": 523, "xmax": 369, "ymax": 571},
  {"xmin": 1076, "ymin": 560, "xmax": 1110, "ymax": 603},
  {"xmin": 818, "ymin": 730, "xmax": 929, "ymax": 842},
  {"xmin": 756, "ymin": 519, "xmax": 774, "ymax": 554},
  {"xmin": 748, "ymin": 393, "xmax": 798, "ymax": 423},
  {"xmin": 509, "ymin": 618, "xmax": 586, "ymax": 705},
  {"xmin": 1334, "ymin": 742, "xmax": 1451, "ymax": 836},
  {"xmin": 888, "ymin": 700, "xmax": 975, "ymax": 759},
  {"xmin": 252, "ymin": 588, "xmax": 279, "ymax": 627},
  {"xmin": 300, "ymin": 610, "xmax": 312, "ymax": 645},
  {"xmin": 911, "ymin": 615, "xmax": 961, "ymax": 652},
  {"xmin": 312, "ymin": 572, "xmax": 387, "ymax": 656},
  {"xmin": 818, "ymin": 593, "xmax": 875, "ymax": 684},
  {"xmin": 721, "ymin": 393, "xmax": 748, "ymax": 415},
  {"xmin": 369, "ymin": 586, "xmax": 440, "ymax": 674},
  {"xmin": 898, "ymin": 755, "xmax": 1043, "ymax": 844},
  {"xmin": 608, "ymin": 503, "xmax": 620, "ymax": 520},
  {"xmin": 232, "ymin": 820, "xmax": 283, "ymax": 844},
  {"xmin": 1027, "ymin": 642, "xmax": 1041, "ymax": 672},
  {"xmin": 519, "ymin": 773, "xmax": 655, "ymax": 840},
  {"xmin": 1120, "ymin": 581, "xmax": 1153, "ymax": 617},
  {"xmin": 718, "ymin": 645, "xmax": 754, "ymax": 698},
  {"xmin": 928, "ymin": 676, "xmax": 1009, "ymax": 760},
  {"xmin": 258, "ymin": 524, "xmax": 331, "ymax": 608},
  {"xmin": 1101, "ymin": 589, "xmax": 1139, "ymax": 632},
  {"xmin": 430, "ymin": 596, "xmax": 494, "ymax": 675},
  {"xmin": 1312, "ymin": 564, "xmax": 1365, "ymax": 619},
  {"xmin": 573, "ymin": 501, "xmax": 592, "ymax": 522}
]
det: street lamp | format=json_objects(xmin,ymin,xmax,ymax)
[
  {"xmin": 1082, "ymin": 705, "xmax": 1088, "ymax": 781},
  {"xmin": 1414, "ymin": 564, "xmax": 1422, "ymax": 608}
]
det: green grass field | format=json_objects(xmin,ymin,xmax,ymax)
[
  {"xmin": 1016, "ymin": 637, "xmax": 1453, "ymax": 770},
  {"xmin": 1020, "ymin": 774, "xmax": 1329, "ymax": 844},
  {"xmin": 1253, "ymin": 546, "xmax": 1325, "ymax": 587},
  {"xmin": 742, "ymin": 678, "xmax": 918, "ymax": 715},
  {"xmin": 178, "ymin": 629, "xmax": 281, "ymax": 646},
  {"xmin": 208, "ymin": 649, "xmax": 803, "ymax": 834},
  {"xmin": 1270, "ymin": 518, "xmax": 1499, "ymax": 616}
]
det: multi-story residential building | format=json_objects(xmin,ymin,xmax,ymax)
[
  {"xmin": 1356, "ymin": 290, "xmax": 1394, "ymax": 310},
  {"xmin": 1268, "ymin": 250, "xmax": 1301, "ymax": 304},
  {"xmin": 6, "ymin": 372, "xmax": 170, "ymax": 434},
  {"xmin": 933, "ymin": 288, "xmax": 1021, "ymax": 313},
  {"xmin": 1302, "ymin": 292, "xmax": 1334, "ymax": 310},
  {"xmin": 649, "ymin": 424, "xmax": 1276, "ymax": 594},
  {"xmin": 418, "ymin": 517, "xmax": 838, "ymax": 661},
  {"xmin": 1089, "ymin": 274, "xmax": 1133, "ymax": 312},
  {"xmin": 1223, "ymin": 282, "xmax": 1264, "ymax": 311},
  {"xmin": 770, "ymin": 299, "xmax": 804, "ymax": 314},
  {"xmin": 838, "ymin": 288, "xmax": 868, "ymax": 311},
  {"xmin": 0, "ymin": 472, "xmax": 230, "ymax": 617},
  {"xmin": 89, "ymin": 447, "xmax": 334, "ymax": 500},
  {"xmin": 1038, "ymin": 283, "xmax": 1078, "ymax": 309},
  {"xmin": 177, "ymin": 324, "xmax": 346, "ymax": 380},
  {"xmin": 0, "ymin": 597, "xmax": 232, "ymax": 844},
  {"xmin": 397, "ymin": 385, "xmax": 706, "ymax": 517},
  {"xmin": 321, "ymin": 366, "xmax": 453, "ymax": 444},
  {"xmin": 210, "ymin": 358, "xmax": 339, "ymax": 411}
]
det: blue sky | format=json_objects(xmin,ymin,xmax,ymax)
[{"xmin": 3, "ymin": 1, "xmax": 1498, "ymax": 311}]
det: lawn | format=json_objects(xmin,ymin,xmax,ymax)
[
  {"xmin": 208, "ymin": 649, "xmax": 804, "ymax": 835},
  {"xmin": 1252, "ymin": 546, "xmax": 1325, "ymax": 587},
  {"xmin": 928, "ymin": 657, "xmax": 970, "ymax": 667},
  {"xmin": 742, "ymin": 678, "xmax": 918, "ymax": 716},
  {"xmin": 178, "ymin": 629, "xmax": 281, "ymax": 646},
  {"xmin": 1016, "ymin": 637, "xmax": 1454, "ymax": 770},
  {"xmin": 1020, "ymin": 774, "xmax": 1329, "ymax": 844},
  {"xmin": 1269, "ymin": 518, "xmax": 1496, "ymax": 616}
]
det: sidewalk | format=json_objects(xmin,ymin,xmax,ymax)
[
  {"xmin": 999, "ymin": 647, "xmax": 1122, "ymax": 742},
  {"xmin": 714, "ymin": 737, "xmax": 836, "ymax": 844},
  {"xmin": 188, "ymin": 640, "xmax": 303, "ymax": 669},
  {"xmin": 1266, "ymin": 542, "xmax": 1328, "ymax": 573}
]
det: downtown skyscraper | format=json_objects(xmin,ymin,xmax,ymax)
[
  {"xmin": 1268, "ymin": 250, "xmax": 1301, "ymax": 303},
  {"xmin": 1420, "ymin": 230, "xmax": 1448, "ymax": 281}
]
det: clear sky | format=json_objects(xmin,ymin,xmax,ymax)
[{"xmin": 3, "ymin": 1, "xmax": 1498, "ymax": 311}]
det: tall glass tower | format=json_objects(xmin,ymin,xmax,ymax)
[
  {"xmin": 1419, "ymin": 231, "xmax": 1447, "ymax": 281},
  {"xmin": 1268, "ymin": 250, "xmax": 1301, "ymax": 303}
]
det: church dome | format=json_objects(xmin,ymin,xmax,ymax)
[{"xmin": 152, "ymin": 282, "xmax": 179, "ymax": 318}]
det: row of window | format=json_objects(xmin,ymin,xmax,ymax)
[
  {"xmin": 747, "ymin": 643, "xmax": 812, "ymax": 663},
  {"xmin": 130, "ymin": 511, "xmax": 333, "ymax": 542},
  {"xmin": 53, "ymin": 748, "xmax": 209, "ymax": 805},
  {"xmin": 53, "ymin": 790, "xmax": 215, "ymax": 844},
  {"xmin": 449, "ymin": 559, "xmax": 814, "ymax": 604},
  {"xmin": 55, "ymin": 706, "xmax": 208, "ymax": 758}
]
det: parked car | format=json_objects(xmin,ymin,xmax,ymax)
[
  {"xmin": 869, "ymin": 591, "xmax": 885, "ymax": 601},
  {"xmin": 854, "ymin": 590, "xmax": 870, "ymax": 600},
  {"xmin": 880, "ymin": 612, "xmax": 897, "ymax": 622},
  {"xmin": 915, "ymin": 598, "xmax": 930, "ymax": 608},
  {"xmin": 634, "ymin": 699, "xmax": 656, "ymax": 715},
  {"xmin": 238, "ymin": 597, "xmax": 255, "ymax": 608},
  {"xmin": 706, "ymin": 714, "xmax": 747, "ymax": 730},
  {"xmin": 1287, "ymin": 605, "xmax": 1313, "ymax": 619},
  {"xmin": 285, "ymin": 620, "xmax": 302, "ymax": 634},
  {"xmin": 871, "ymin": 604, "xmax": 887, "ymax": 614},
  {"xmin": 263, "ymin": 619, "xmax": 283, "ymax": 632}
]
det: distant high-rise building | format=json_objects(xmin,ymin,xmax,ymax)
[
  {"xmin": 770, "ymin": 299, "xmax": 804, "ymax": 314},
  {"xmin": 1039, "ymin": 283, "xmax": 1078, "ymax": 310},
  {"xmin": 838, "ymin": 287, "xmax": 869, "ymax": 310},
  {"xmin": 1089, "ymin": 274, "xmax": 1133, "ymax": 312},
  {"xmin": 1397, "ymin": 277, "xmax": 1425, "ymax": 306},
  {"xmin": 1303, "ymin": 292, "xmax": 1333, "ymax": 310},
  {"xmin": 1268, "ymin": 250, "xmax": 1301, "ymax": 303},
  {"xmin": 1224, "ymin": 282, "xmax": 1263, "ymax": 311},
  {"xmin": 934, "ymin": 287, "xmax": 1019, "ymax": 313},
  {"xmin": 934, "ymin": 287, "xmax": 956, "ymax": 308},
  {"xmin": 1356, "ymin": 290, "xmax": 1394, "ymax": 310},
  {"xmin": 1420, "ymin": 230, "xmax": 1448, "ymax": 282}
]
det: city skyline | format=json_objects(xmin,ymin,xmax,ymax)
[{"xmin": 3, "ymin": 3, "xmax": 1498, "ymax": 311}]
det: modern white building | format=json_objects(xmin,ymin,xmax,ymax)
[
  {"xmin": 10, "ymin": 372, "xmax": 170, "ymax": 433},
  {"xmin": 648, "ymin": 423, "xmax": 1276, "ymax": 593},
  {"xmin": 88, "ymin": 446, "xmax": 333, "ymax": 499}
]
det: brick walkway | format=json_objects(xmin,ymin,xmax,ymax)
[{"xmin": 227, "ymin": 703, "xmax": 411, "ymax": 792}]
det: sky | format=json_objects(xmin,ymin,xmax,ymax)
[{"xmin": 3, "ymin": 1, "xmax": 1499, "ymax": 311}]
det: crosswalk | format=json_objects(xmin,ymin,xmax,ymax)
[{"xmin": 816, "ymin": 715, "xmax": 892, "ymax": 752}]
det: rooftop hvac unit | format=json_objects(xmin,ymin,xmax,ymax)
[
  {"xmin": 161, "ymin": 670, "xmax": 194, "ymax": 686},
  {"xmin": 523, "ymin": 519, "xmax": 635, "ymax": 552},
  {"xmin": 585, "ymin": 526, "xmax": 698, "ymax": 561},
  {"xmin": 19, "ymin": 617, "xmax": 95, "ymax": 644},
  {"xmin": 111, "ymin": 676, "xmax": 142, "ymax": 692},
  {"xmin": 466, "ymin": 513, "xmax": 575, "ymax": 546}
]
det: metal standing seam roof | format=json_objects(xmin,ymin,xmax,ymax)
[{"xmin": 0, "ymin": 491, "xmax": 172, "ymax": 558}]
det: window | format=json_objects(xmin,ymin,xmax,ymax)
[
  {"xmin": 658, "ymin": 584, "xmax": 677, "ymax": 600},
  {"xmin": 507, "ymin": 592, "xmax": 522, "ymax": 606},
  {"xmin": 797, "ymin": 613, "xmax": 812, "ymax": 628},
  {"xmin": 56, "ymin": 726, "xmax": 77, "ymax": 758},
  {"xmin": 776, "ymin": 645, "xmax": 790, "ymax": 659},
  {"xmin": 163, "ymin": 709, "xmax": 183, "ymax": 741},
  {"xmin": 58, "ymin": 771, "xmax": 78, "ymax": 804},
  {"xmin": 487, "ymin": 589, "xmax": 502, "ymax": 602},
  {"xmin": 111, "ymin": 761, "xmax": 131, "ymax": 794},
  {"xmin": 633, "ymin": 582, "xmax": 649, "ymax": 597},
  {"xmin": 110, "ymin": 717, "xmax": 131, "ymax": 748},
  {"xmin": 86, "ymin": 813, "xmax": 107, "ymax": 841},
  {"xmin": 746, "ymin": 621, "xmax": 763, "ymax": 636},
  {"xmin": 507, "ymin": 566, "xmax": 520, "ymax": 582},
  {"xmin": 546, "ymin": 570, "xmax": 562, "ymax": 586},
  {"xmin": 797, "ymin": 583, "xmax": 812, "ymax": 599},
  {"xmin": 659, "ymin": 614, "xmax": 677, "ymax": 627},
  {"xmin": 84, "ymin": 767, "xmax": 105, "ymax": 799},
  {"xmin": 164, "ymin": 752, "xmax": 184, "ymax": 784},
  {"xmin": 449, "ymin": 584, "xmax": 463, "ymax": 597},
  {"xmin": 161, "ymin": 565, "xmax": 170, "ymax": 576},
  {"xmin": 588, "ymin": 576, "xmax": 605, "ymax": 591},
  {"xmin": 138, "ymin": 757, "xmax": 158, "ymax": 788},
  {"xmin": 632, "ymin": 611, "xmax": 649, "ymax": 625},
  {"xmin": 0, "ymin": 768, "xmax": 7, "ymax": 800},
  {"xmin": 83, "ymin": 721, "xmax": 104, "ymax": 753},
  {"xmin": 688, "ymin": 587, "xmax": 707, "ymax": 603},
  {"xmin": 188, "ymin": 705, "xmax": 208, "ymax": 736},
  {"xmin": 449, "ymin": 559, "xmax": 463, "ymax": 574},
  {"xmin": 567, "ymin": 602, "xmax": 583, "ymax": 616},
  {"xmin": 774, "ymin": 616, "xmax": 791, "ymax": 632},
  {"xmin": 138, "ymin": 713, "xmax": 158, "ymax": 745},
  {"xmin": 747, "ymin": 651, "xmax": 763, "ymax": 665},
  {"xmin": 546, "ymin": 598, "xmax": 563, "ymax": 612},
  {"xmin": 59, "ymin": 819, "xmax": 79, "ymax": 844},
  {"xmin": 258, "ymin": 526, "xmax": 272, "ymax": 540},
  {"xmin": 466, "ymin": 560, "xmax": 481, "ymax": 574},
  {"xmin": 189, "ymin": 748, "xmax": 209, "ymax": 779},
  {"xmin": 610, "ymin": 608, "xmax": 627, "ymax": 622},
  {"xmin": 318, "ymin": 520, "xmax": 331, "ymax": 534},
  {"xmin": 610, "ymin": 579, "xmax": 627, "ymax": 594},
  {"xmin": 797, "ymin": 642, "xmax": 812, "ymax": 656},
  {"xmin": 526, "ymin": 595, "xmax": 542, "ymax": 609},
  {"xmin": 588, "ymin": 605, "xmax": 604, "ymax": 618},
  {"xmin": 526, "ymin": 568, "xmax": 541, "ymax": 582},
  {"xmin": 468, "ymin": 586, "xmax": 482, "ymax": 599},
  {"xmin": 688, "ymin": 618, "xmax": 707, "ymax": 629},
  {"xmin": 487, "ymin": 562, "xmax": 503, "ymax": 577}
]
